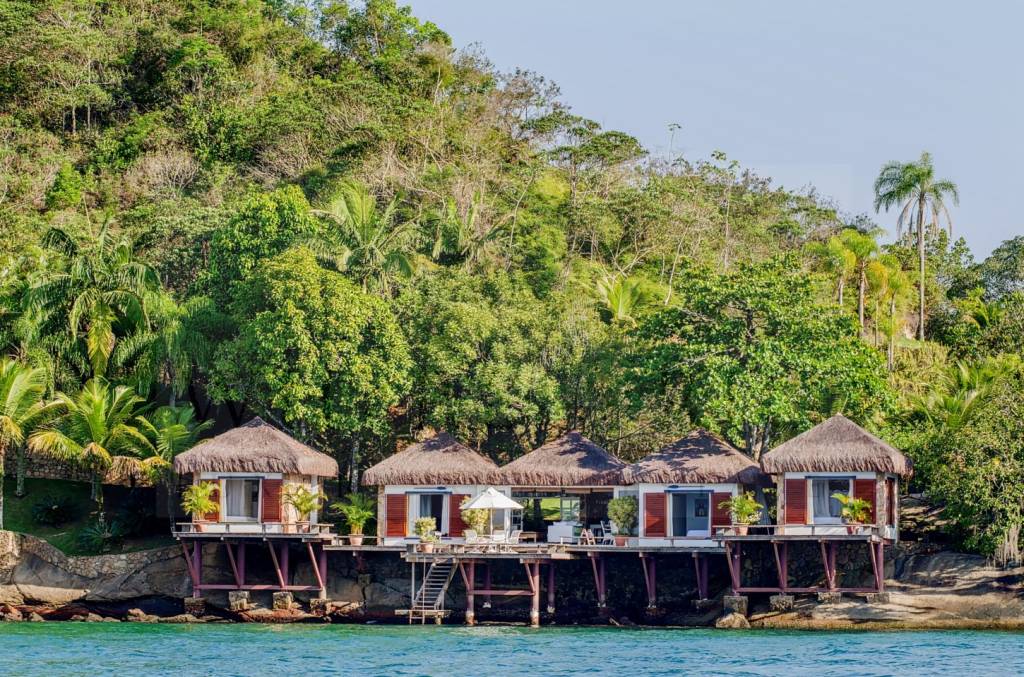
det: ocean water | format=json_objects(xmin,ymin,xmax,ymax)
[{"xmin": 0, "ymin": 623, "xmax": 1021, "ymax": 676}]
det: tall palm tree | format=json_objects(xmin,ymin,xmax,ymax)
[
  {"xmin": 875, "ymin": 255, "xmax": 913, "ymax": 371},
  {"xmin": 428, "ymin": 195, "xmax": 505, "ymax": 269},
  {"xmin": 137, "ymin": 405, "xmax": 211, "ymax": 530},
  {"xmin": 0, "ymin": 359, "xmax": 63, "ymax": 528},
  {"xmin": 839, "ymin": 228, "xmax": 881, "ymax": 330},
  {"xmin": 29, "ymin": 379, "xmax": 157, "ymax": 525},
  {"xmin": 311, "ymin": 183, "xmax": 417, "ymax": 295},
  {"xmin": 873, "ymin": 152, "xmax": 959, "ymax": 340},
  {"xmin": 26, "ymin": 222, "xmax": 159, "ymax": 379}
]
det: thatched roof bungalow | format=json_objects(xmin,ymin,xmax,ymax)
[
  {"xmin": 761, "ymin": 414, "xmax": 911, "ymax": 540},
  {"xmin": 173, "ymin": 417, "xmax": 338, "ymax": 534},
  {"xmin": 625, "ymin": 430, "xmax": 765, "ymax": 546},
  {"xmin": 362, "ymin": 432, "xmax": 506, "ymax": 544},
  {"xmin": 499, "ymin": 431, "xmax": 626, "ymax": 487}
]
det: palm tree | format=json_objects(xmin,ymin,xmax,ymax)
[
  {"xmin": 806, "ymin": 236, "xmax": 855, "ymax": 306},
  {"xmin": 839, "ymin": 228, "xmax": 880, "ymax": 330},
  {"xmin": 0, "ymin": 359, "xmax": 63, "ymax": 528},
  {"xmin": 428, "ymin": 195, "xmax": 506, "ymax": 269},
  {"xmin": 595, "ymin": 275, "xmax": 648, "ymax": 326},
  {"xmin": 29, "ymin": 379, "xmax": 157, "ymax": 525},
  {"xmin": 26, "ymin": 222, "xmax": 159, "ymax": 379},
  {"xmin": 875, "ymin": 255, "xmax": 913, "ymax": 371},
  {"xmin": 311, "ymin": 183, "xmax": 417, "ymax": 295},
  {"xmin": 873, "ymin": 152, "xmax": 959, "ymax": 340},
  {"xmin": 137, "ymin": 405, "xmax": 211, "ymax": 530}
]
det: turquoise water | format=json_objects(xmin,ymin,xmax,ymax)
[{"xmin": 0, "ymin": 624, "xmax": 1022, "ymax": 676}]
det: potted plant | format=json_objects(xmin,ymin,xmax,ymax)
[
  {"xmin": 414, "ymin": 517, "xmax": 438, "ymax": 552},
  {"xmin": 181, "ymin": 481, "xmax": 219, "ymax": 533},
  {"xmin": 606, "ymin": 496, "xmax": 638, "ymax": 546},
  {"xmin": 331, "ymin": 493, "xmax": 376, "ymax": 545},
  {"xmin": 718, "ymin": 492, "xmax": 762, "ymax": 536},
  {"xmin": 283, "ymin": 484, "xmax": 325, "ymax": 533},
  {"xmin": 832, "ymin": 493, "xmax": 872, "ymax": 534}
]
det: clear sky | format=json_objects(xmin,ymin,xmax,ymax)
[{"xmin": 407, "ymin": 0, "xmax": 1022, "ymax": 259}]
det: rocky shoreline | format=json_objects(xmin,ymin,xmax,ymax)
[{"xmin": 3, "ymin": 530, "xmax": 1022, "ymax": 630}]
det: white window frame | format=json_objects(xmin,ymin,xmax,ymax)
[
  {"xmin": 667, "ymin": 490, "xmax": 712, "ymax": 538},
  {"xmin": 222, "ymin": 477, "xmax": 262, "ymax": 523},
  {"xmin": 809, "ymin": 476, "xmax": 853, "ymax": 525},
  {"xmin": 409, "ymin": 491, "xmax": 449, "ymax": 537}
]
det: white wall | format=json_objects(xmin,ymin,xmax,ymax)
[
  {"xmin": 380, "ymin": 485, "xmax": 513, "ymax": 545},
  {"xmin": 638, "ymin": 482, "xmax": 739, "ymax": 548}
]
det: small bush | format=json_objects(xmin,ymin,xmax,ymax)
[
  {"xmin": 31, "ymin": 495, "xmax": 75, "ymax": 527},
  {"xmin": 77, "ymin": 521, "xmax": 126, "ymax": 554}
]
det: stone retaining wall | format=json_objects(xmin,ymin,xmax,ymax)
[{"xmin": 2, "ymin": 449, "xmax": 149, "ymax": 486}]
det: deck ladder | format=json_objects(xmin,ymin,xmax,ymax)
[{"xmin": 409, "ymin": 559, "xmax": 456, "ymax": 624}]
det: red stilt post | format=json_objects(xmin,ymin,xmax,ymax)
[
  {"xmin": 225, "ymin": 543, "xmax": 242, "ymax": 588},
  {"xmin": 693, "ymin": 553, "xmax": 709, "ymax": 599},
  {"xmin": 529, "ymin": 562, "xmax": 541, "ymax": 627},
  {"xmin": 267, "ymin": 541, "xmax": 286, "ymax": 589},
  {"xmin": 466, "ymin": 561, "xmax": 476, "ymax": 626},
  {"xmin": 589, "ymin": 555, "xmax": 606, "ymax": 608},
  {"xmin": 318, "ymin": 544, "xmax": 328, "ymax": 600},
  {"xmin": 192, "ymin": 541, "xmax": 202, "ymax": 597},
  {"xmin": 877, "ymin": 542, "xmax": 886, "ymax": 592},
  {"xmin": 181, "ymin": 541, "xmax": 200, "ymax": 594},
  {"xmin": 238, "ymin": 542, "xmax": 246, "ymax": 586},
  {"xmin": 781, "ymin": 542, "xmax": 789, "ymax": 593},
  {"xmin": 280, "ymin": 543, "xmax": 290, "ymax": 586},
  {"xmin": 484, "ymin": 564, "xmax": 492, "ymax": 608},
  {"xmin": 306, "ymin": 542, "xmax": 325, "ymax": 596},
  {"xmin": 640, "ymin": 555, "xmax": 658, "ymax": 609},
  {"xmin": 546, "ymin": 562, "xmax": 556, "ymax": 614}
]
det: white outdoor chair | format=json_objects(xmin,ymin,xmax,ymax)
[
  {"xmin": 600, "ymin": 521, "xmax": 616, "ymax": 545},
  {"xmin": 464, "ymin": 529, "xmax": 479, "ymax": 544}
]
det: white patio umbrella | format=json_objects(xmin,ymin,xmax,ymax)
[{"xmin": 463, "ymin": 487, "xmax": 524, "ymax": 536}]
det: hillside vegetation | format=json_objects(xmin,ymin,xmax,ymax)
[{"xmin": 1, "ymin": 0, "xmax": 1023, "ymax": 559}]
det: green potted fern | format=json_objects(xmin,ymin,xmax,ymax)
[
  {"xmin": 832, "ymin": 493, "xmax": 872, "ymax": 534},
  {"xmin": 331, "ymin": 493, "xmax": 377, "ymax": 545},
  {"xmin": 717, "ymin": 492, "xmax": 762, "ymax": 535},
  {"xmin": 283, "ymin": 484, "xmax": 325, "ymax": 533},
  {"xmin": 181, "ymin": 481, "xmax": 219, "ymax": 533}
]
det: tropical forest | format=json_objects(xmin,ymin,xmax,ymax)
[{"xmin": 1, "ymin": 0, "xmax": 1022, "ymax": 561}]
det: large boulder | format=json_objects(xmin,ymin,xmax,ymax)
[
  {"xmin": 715, "ymin": 612, "xmax": 750, "ymax": 629},
  {"xmin": 0, "ymin": 530, "xmax": 190, "ymax": 605}
]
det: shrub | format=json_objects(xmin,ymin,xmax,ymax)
[
  {"xmin": 718, "ymin": 492, "xmax": 763, "ymax": 525},
  {"xmin": 414, "ymin": 516, "xmax": 438, "ymax": 542},
  {"xmin": 606, "ymin": 496, "xmax": 638, "ymax": 535},
  {"xmin": 331, "ymin": 493, "xmax": 376, "ymax": 535},
  {"xmin": 31, "ymin": 495, "xmax": 75, "ymax": 527},
  {"xmin": 78, "ymin": 521, "xmax": 126, "ymax": 554}
]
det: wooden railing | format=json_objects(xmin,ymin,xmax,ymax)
[
  {"xmin": 174, "ymin": 522, "xmax": 334, "ymax": 535},
  {"xmin": 711, "ymin": 523, "xmax": 882, "ymax": 538}
]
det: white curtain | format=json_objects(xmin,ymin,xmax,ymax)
[
  {"xmin": 226, "ymin": 479, "xmax": 246, "ymax": 517},
  {"xmin": 812, "ymin": 480, "xmax": 832, "ymax": 518}
]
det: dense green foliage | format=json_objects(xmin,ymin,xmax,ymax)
[{"xmin": 0, "ymin": 0, "xmax": 1022, "ymax": 557}]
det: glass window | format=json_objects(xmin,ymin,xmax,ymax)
[
  {"xmin": 415, "ymin": 493, "xmax": 446, "ymax": 535},
  {"xmin": 224, "ymin": 478, "xmax": 259, "ymax": 520},
  {"xmin": 811, "ymin": 478, "xmax": 851, "ymax": 522}
]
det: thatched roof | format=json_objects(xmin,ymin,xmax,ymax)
[
  {"xmin": 622, "ymin": 430, "xmax": 768, "ymax": 486},
  {"xmin": 761, "ymin": 414, "xmax": 913, "ymax": 478},
  {"xmin": 173, "ymin": 417, "xmax": 339, "ymax": 477},
  {"xmin": 499, "ymin": 432, "xmax": 626, "ymax": 487},
  {"xmin": 361, "ymin": 432, "xmax": 499, "ymax": 486}
]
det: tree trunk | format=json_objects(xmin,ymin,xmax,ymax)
[
  {"xmin": 857, "ymin": 264, "xmax": 867, "ymax": 330},
  {"xmin": 917, "ymin": 195, "xmax": 927, "ymax": 341},
  {"xmin": 93, "ymin": 473, "xmax": 105, "ymax": 527},
  {"xmin": 349, "ymin": 438, "xmax": 361, "ymax": 494},
  {"xmin": 15, "ymin": 447, "xmax": 26, "ymax": 497},
  {"xmin": 165, "ymin": 476, "xmax": 177, "ymax": 533},
  {"xmin": 888, "ymin": 296, "xmax": 897, "ymax": 371},
  {"xmin": 837, "ymin": 276, "xmax": 845, "ymax": 306},
  {"xmin": 0, "ymin": 442, "xmax": 5, "ymax": 530}
]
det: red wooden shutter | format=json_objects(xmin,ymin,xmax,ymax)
[
  {"xmin": 449, "ymin": 494, "xmax": 469, "ymax": 536},
  {"xmin": 854, "ymin": 479, "xmax": 876, "ymax": 523},
  {"xmin": 385, "ymin": 494, "xmax": 408, "ymax": 537},
  {"xmin": 644, "ymin": 493, "xmax": 667, "ymax": 537},
  {"xmin": 784, "ymin": 478, "xmax": 807, "ymax": 525},
  {"xmin": 261, "ymin": 479, "xmax": 283, "ymax": 523},
  {"xmin": 203, "ymin": 481, "xmax": 221, "ymax": 522},
  {"xmin": 886, "ymin": 478, "xmax": 897, "ymax": 527},
  {"xmin": 711, "ymin": 492, "xmax": 732, "ymax": 531}
]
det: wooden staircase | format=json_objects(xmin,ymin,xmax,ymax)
[{"xmin": 408, "ymin": 559, "xmax": 457, "ymax": 624}]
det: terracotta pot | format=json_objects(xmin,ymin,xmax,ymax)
[
  {"xmin": 846, "ymin": 525, "xmax": 857, "ymax": 535},
  {"xmin": 296, "ymin": 521, "xmax": 310, "ymax": 534},
  {"xmin": 736, "ymin": 524, "xmax": 749, "ymax": 536},
  {"xmin": 420, "ymin": 541, "xmax": 434, "ymax": 553},
  {"xmin": 349, "ymin": 534, "xmax": 364, "ymax": 546},
  {"xmin": 615, "ymin": 535, "xmax": 628, "ymax": 547},
  {"xmin": 193, "ymin": 521, "xmax": 206, "ymax": 533}
]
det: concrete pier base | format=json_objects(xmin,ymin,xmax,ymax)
[
  {"xmin": 770, "ymin": 594, "xmax": 795, "ymax": 611},
  {"xmin": 529, "ymin": 609, "xmax": 540, "ymax": 628},
  {"xmin": 864, "ymin": 592, "xmax": 891, "ymax": 604},
  {"xmin": 464, "ymin": 610, "xmax": 476, "ymax": 626},
  {"xmin": 309, "ymin": 598, "xmax": 330, "ymax": 616},
  {"xmin": 184, "ymin": 597, "xmax": 205, "ymax": 616},
  {"xmin": 228, "ymin": 591, "xmax": 251, "ymax": 612},
  {"xmin": 273, "ymin": 591, "xmax": 294, "ymax": 610},
  {"xmin": 817, "ymin": 592, "xmax": 842, "ymax": 604},
  {"xmin": 723, "ymin": 595, "xmax": 748, "ymax": 616}
]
